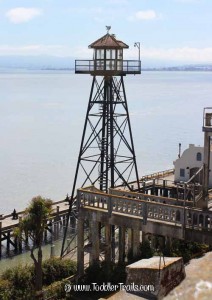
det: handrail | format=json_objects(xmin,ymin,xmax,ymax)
[
  {"xmin": 0, "ymin": 199, "xmax": 68, "ymax": 220},
  {"xmin": 77, "ymin": 189, "xmax": 212, "ymax": 231},
  {"xmin": 139, "ymin": 169, "xmax": 174, "ymax": 181},
  {"xmin": 75, "ymin": 59, "xmax": 141, "ymax": 74}
]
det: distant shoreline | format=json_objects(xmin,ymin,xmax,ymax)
[{"xmin": 0, "ymin": 67, "xmax": 212, "ymax": 72}]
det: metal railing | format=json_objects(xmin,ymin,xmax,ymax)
[{"xmin": 75, "ymin": 59, "xmax": 141, "ymax": 74}]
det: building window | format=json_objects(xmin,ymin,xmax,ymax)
[
  {"xmin": 196, "ymin": 152, "xmax": 202, "ymax": 161},
  {"xmin": 180, "ymin": 168, "xmax": 185, "ymax": 177}
]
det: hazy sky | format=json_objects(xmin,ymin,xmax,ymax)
[{"xmin": 0, "ymin": 0, "xmax": 212, "ymax": 64}]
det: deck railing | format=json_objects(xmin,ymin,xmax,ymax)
[
  {"xmin": 77, "ymin": 189, "xmax": 212, "ymax": 231},
  {"xmin": 75, "ymin": 60, "xmax": 141, "ymax": 74},
  {"xmin": 139, "ymin": 169, "xmax": 174, "ymax": 181}
]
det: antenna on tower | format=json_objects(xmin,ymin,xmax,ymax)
[{"xmin": 106, "ymin": 25, "xmax": 111, "ymax": 33}]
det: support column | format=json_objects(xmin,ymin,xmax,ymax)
[
  {"xmin": 164, "ymin": 189, "xmax": 168, "ymax": 197},
  {"xmin": 105, "ymin": 224, "xmax": 111, "ymax": 263},
  {"xmin": 77, "ymin": 217, "xmax": 84, "ymax": 277},
  {"xmin": 151, "ymin": 234, "xmax": 157, "ymax": 250},
  {"xmin": 18, "ymin": 216, "xmax": 22, "ymax": 252},
  {"xmin": 90, "ymin": 220, "xmax": 100, "ymax": 265},
  {"xmin": 142, "ymin": 182, "xmax": 146, "ymax": 194},
  {"xmin": 118, "ymin": 226, "xmax": 125, "ymax": 263},
  {"xmin": 7, "ymin": 232, "xmax": 10, "ymax": 254},
  {"xmin": 166, "ymin": 236, "xmax": 172, "ymax": 254},
  {"xmin": 70, "ymin": 215, "xmax": 76, "ymax": 232},
  {"xmin": 62, "ymin": 215, "xmax": 66, "ymax": 227},
  {"xmin": 127, "ymin": 228, "xmax": 132, "ymax": 255},
  {"xmin": 56, "ymin": 205, "xmax": 60, "ymax": 221},
  {"xmin": 142, "ymin": 231, "xmax": 147, "ymax": 243},
  {"xmin": 132, "ymin": 229, "xmax": 140, "ymax": 258},
  {"xmin": 111, "ymin": 225, "xmax": 115, "ymax": 262}
]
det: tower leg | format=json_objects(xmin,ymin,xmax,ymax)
[{"xmin": 61, "ymin": 76, "xmax": 141, "ymax": 258}]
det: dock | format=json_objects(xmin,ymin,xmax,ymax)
[{"xmin": 0, "ymin": 199, "xmax": 70, "ymax": 258}]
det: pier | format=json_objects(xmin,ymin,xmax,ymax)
[{"xmin": 0, "ymin": 199, "xmax": 69, "ymax": 259}]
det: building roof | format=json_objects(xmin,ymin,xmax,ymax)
[{"xmin": 89, "ymin": 33, "xmax": 129, "ymax": 49}]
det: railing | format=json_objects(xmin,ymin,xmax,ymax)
[
  {"xmin": 75, "ymin": 60, "xmax": 141, "ymax": 74},
  {"xmin": 77, "ymin": 189, "xmax": 212, "ymax": 231},
  {"xmin": 139, "ymin": 169, "xmax": 174, "ymax": 182},
  {"xmin": 109, "ymin": 187, "xmax": 192, "ymax": 207},
  {"xmin": 203, "ymin": 107, "xmax": 212, "ymax": 128}
]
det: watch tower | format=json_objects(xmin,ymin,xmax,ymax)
[{"xmin": 61, "ymin": 28, "xmax": 141, "ymax": 257}]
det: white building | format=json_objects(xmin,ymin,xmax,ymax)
[{"xmin": 173, "ymin": 144, "xmax": 212, "ymax": 188}]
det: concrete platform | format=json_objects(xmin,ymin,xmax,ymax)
[{"xmin": 125, "ymin": 256, "xmax": 185, "ymax": 299}]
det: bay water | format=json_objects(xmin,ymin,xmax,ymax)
[
  {"xmin": 0, "ymin": 69, "xmax": 212, "ymax": 271},
  {"xmin": 0, "ymin": 70, "xmax": 212, "ymax": 214}
]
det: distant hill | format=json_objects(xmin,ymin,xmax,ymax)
[{"xmin": 143, "ymin": 64, "xmax": 212, "ymax": 71}]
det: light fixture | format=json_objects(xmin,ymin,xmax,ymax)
[{"xmin": 134, "ymin": 42, "xmax": 141, "ymax": 61}]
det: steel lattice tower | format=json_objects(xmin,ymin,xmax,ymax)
[{"xmin": 61, "ymin": 29, "xmax": 141, "ymax": 257}]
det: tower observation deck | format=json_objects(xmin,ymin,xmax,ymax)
[{"xmin": 75, "ymin": 32, "xmax": 141, "ymax": 76}]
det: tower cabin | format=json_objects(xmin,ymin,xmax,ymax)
[{"xmin": 75, "ymin": 32, "xmax": 141, "ymax": 76}]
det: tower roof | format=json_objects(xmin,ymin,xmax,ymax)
[{"xmin": 89, "ymin": 33, "xmax": 129, "ymax": 49}]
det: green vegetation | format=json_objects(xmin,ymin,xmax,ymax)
[
  {"xmin": 140, "ymin": 240, "xmax": 154, "ymax": 259},
  {"xmin": 162, "ymin": 239, "xmax": 209, "ymax": 263},
  {"xmin": 14, "ymin": 196, "xmax": 53, "ymax": 293},
  {"xmin": 127, "ymin": 237, "xmax": 208, "ymax": 264},
  {"xmin": 1, "ymin": 265, "xmax": 34, "ymax": 299},
  {"xmin": 81, "ymin": 261, "xmax": 126, "ymax": 286},
  {"xmin": 43, "ymin": 279, "xmax": 71, "ymax": 300},
  {"xmin": 42, "ymin": 258, "xmax": 77, "ymax": 285},
  {"xmin": 0, "ymin": 258, "xmax": 77, "ymax": 300},
  {"xmin": 74, "ymin": 262, "xmax": 127, "ymax": 299},
  {"xmin": 127, "ymin": 239, "xmax": 154, "ymax": 263}
]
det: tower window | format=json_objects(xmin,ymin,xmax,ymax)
[
  {"xmin": 196, "ymin": 152, "xmax": 202, "ymax": 161},
  {"xmin": 180, "ymin": 168, "xmax": 185, "ymax": 177}
]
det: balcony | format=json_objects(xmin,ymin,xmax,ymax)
[{"xmin": 75, "ymin": 59, "xmax": 141, "ymax": 75}]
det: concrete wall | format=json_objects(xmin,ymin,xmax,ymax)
[{"xmin": 126, "ymin": 257, "xmax": 185, "ymax": 299}]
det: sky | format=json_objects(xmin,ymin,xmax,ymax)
[{"xmin": 0, "ymin": 0, "xmax": 212, "ymax": 65}]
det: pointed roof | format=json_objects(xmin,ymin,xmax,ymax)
[{"xmin": 89, "ymin": 33, "xmax": 129, "ymax": 49}]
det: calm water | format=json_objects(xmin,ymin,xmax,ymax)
[
  {"xmin": 0, "ymin": 226, "xmax": 77, "ymax": 273},
  {"xmin": 0, "ymin": 70, "xmax": 212, "ymax": 214}
]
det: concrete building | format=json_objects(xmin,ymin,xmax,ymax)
[{"xmin": 173, "ymin": 143, "xmax": 212, "ymax": 188}]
